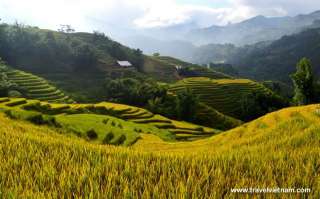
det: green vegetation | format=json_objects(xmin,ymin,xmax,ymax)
[
  {"xmin": 0, "ymin": 104, "xmax": 319, "ymax": 197},
  {"xmin": 103, "ymin": 77, "xmax": 167, "ymax": 107},
  {"xmin": 170, "ymin": 77, "xmax": 287, "ymax": 121},
  {"xmin": 262, "ymin": 80, "xmax": 293, "ymax": 99}
]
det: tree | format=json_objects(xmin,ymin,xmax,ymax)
[
  {"xmin": 290, "ymin": 58, "xmax": 315, "ymax": 105},
  {"xmin": 153, "ymin": 52, "xmax": 160, "ymax": 57},
  {"xmin": 58, "ymin": 25, "xmax": 75, "ymax": 33},
  {"xmin": 73, "ymin": 45, "xmax": 98, "ymax": 72},
  {"xmin": 132, "ymin": 48, "xmax": 144, "ymax": 72},
  {"xmin": 176, "ymin": 89, "xmax": 199, "ymax": 122}
]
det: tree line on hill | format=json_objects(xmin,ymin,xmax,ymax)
[
  {"xmin": 228, "ymin": 28, "xmax": 320, "ymax": 83},
  {"xmin": 0, "ymin": 22, "xmax": 144, "ymax": 73}
]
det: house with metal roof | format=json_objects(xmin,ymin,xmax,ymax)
[{"xmin": 116, "ymin": 61, "xmax": 132, "ymax": 67}]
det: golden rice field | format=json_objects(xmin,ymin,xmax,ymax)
[{"xmin": 0, "ymin": 104, "xmax": 319, "ymax": 198}]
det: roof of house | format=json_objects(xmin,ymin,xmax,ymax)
[{"xmin": 117, "ymin": 61, "xmax": 132, "ymax": 67}]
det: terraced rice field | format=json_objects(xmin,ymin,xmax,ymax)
[
  {"xmin": 5, "ymin": 70, "xmax": 74, "ymax": 103},
  {"xmin": 170, "ymin": 77, "xmax": 276, "ymax": 118},
  {"xmin": 0, "ymin": 98, "xmax": 218, "ymax": 142}
]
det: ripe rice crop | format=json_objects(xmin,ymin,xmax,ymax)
[{"xmin": 0, "ymin": 104, "xmax": 319, "ymax": 198}]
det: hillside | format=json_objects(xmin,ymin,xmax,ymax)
[
  {"xmin": 0, "ymin": 104, "xmax": 319, "ymax": 197},
  {"xmin": 169, "ymin": 77, "xmax": 286, "ymax": 120},
  {"xmin": 141, "ymin": 56, "xmax": 180, "ymax": 82},
  {"xmin": 0, "ymin": 98, "xmax": 220, "ymax": 143},
  {"xmin": 0, "ymin": 23, "xmax": 184, "ymax": 101}
]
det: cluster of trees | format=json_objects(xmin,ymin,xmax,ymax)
[
  {"xmin": 103, "ymin": 78, "xmax": 199, "ymax": 122},
  {"xmin": 239, "ymin": 91, "xmax": 288, "ymax": 121}
]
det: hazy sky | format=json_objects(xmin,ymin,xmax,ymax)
[{"xmin": 0, "ymin": 0, "xmax": 320, "ymax": 32}]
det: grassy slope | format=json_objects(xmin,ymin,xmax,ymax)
[
  {"xmin": 0, "ymin": 104, "xmax": 319, "ymax": 197},
  {"xmin": 153, "ymin": 56, "xmax": 232, "ymax": 79},
  {"xmin": 142, "ymin": 56, "xmax": 180, "ymax": 82},
  {"xmin": 170, "ymin": 77, "xmax": 283, "ymax": 119}
]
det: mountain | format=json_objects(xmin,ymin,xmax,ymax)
[
  {"xmin": 228, "ymin": 27, "xmax": 320, "ymax": 83},
  {"xmin": 187, "ymin": 10, "xmax": 320, "ymax": 45},
  {"xmin": 120, "ymin": 10, "xmax": 320, "ymax": 64},
  {"xmin": 121, "ymin": 35, "xmax": 197, "ymax": 61}
]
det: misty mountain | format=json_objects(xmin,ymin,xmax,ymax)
[
  {"xmin": 120, "ymin": 35, "xmax": 196, "ymax": 61},
  {"xmin": 187, "ymin": 10, "xmax": 320, "ymax": 45},
  {"xmin": 118, "ymin": 10, "xmax": 320, "ymax": 63}
]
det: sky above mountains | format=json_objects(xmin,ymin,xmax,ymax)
[{"xmin": 0, "ymin": 0, "xmax": 320, "ymax": 33}]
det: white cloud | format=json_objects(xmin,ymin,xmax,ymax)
[
  {"xmin": 0, "ymin": 0, "xmax": 320, "ymax": 33},
  {"xmin": 232, "ymin": 0, "xmax": 320, "ymax": 17}
]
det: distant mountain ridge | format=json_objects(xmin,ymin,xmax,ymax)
[
  {"xmin": 120, "ymin": 10, "xmax": 320, "ymax": 63},
  {"xmin": 187, "ymin": 10, "xmax": 320, "ymax": 45}
]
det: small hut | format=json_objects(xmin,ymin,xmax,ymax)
[{"xmin": 116, "ymin": 61, "xmax": 132, "ymax": 68}]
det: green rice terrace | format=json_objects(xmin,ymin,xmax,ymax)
[
  {"xmin": 169, "ymin": 77, "xmax": 285, "ymax": 119},
  {"xmin": 5, "ymin": 70, "xmax": 74, "ymax": 103},
  {"xmin": 0, "ymin": 97, "xmax": 219, "ymax": 145}
]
